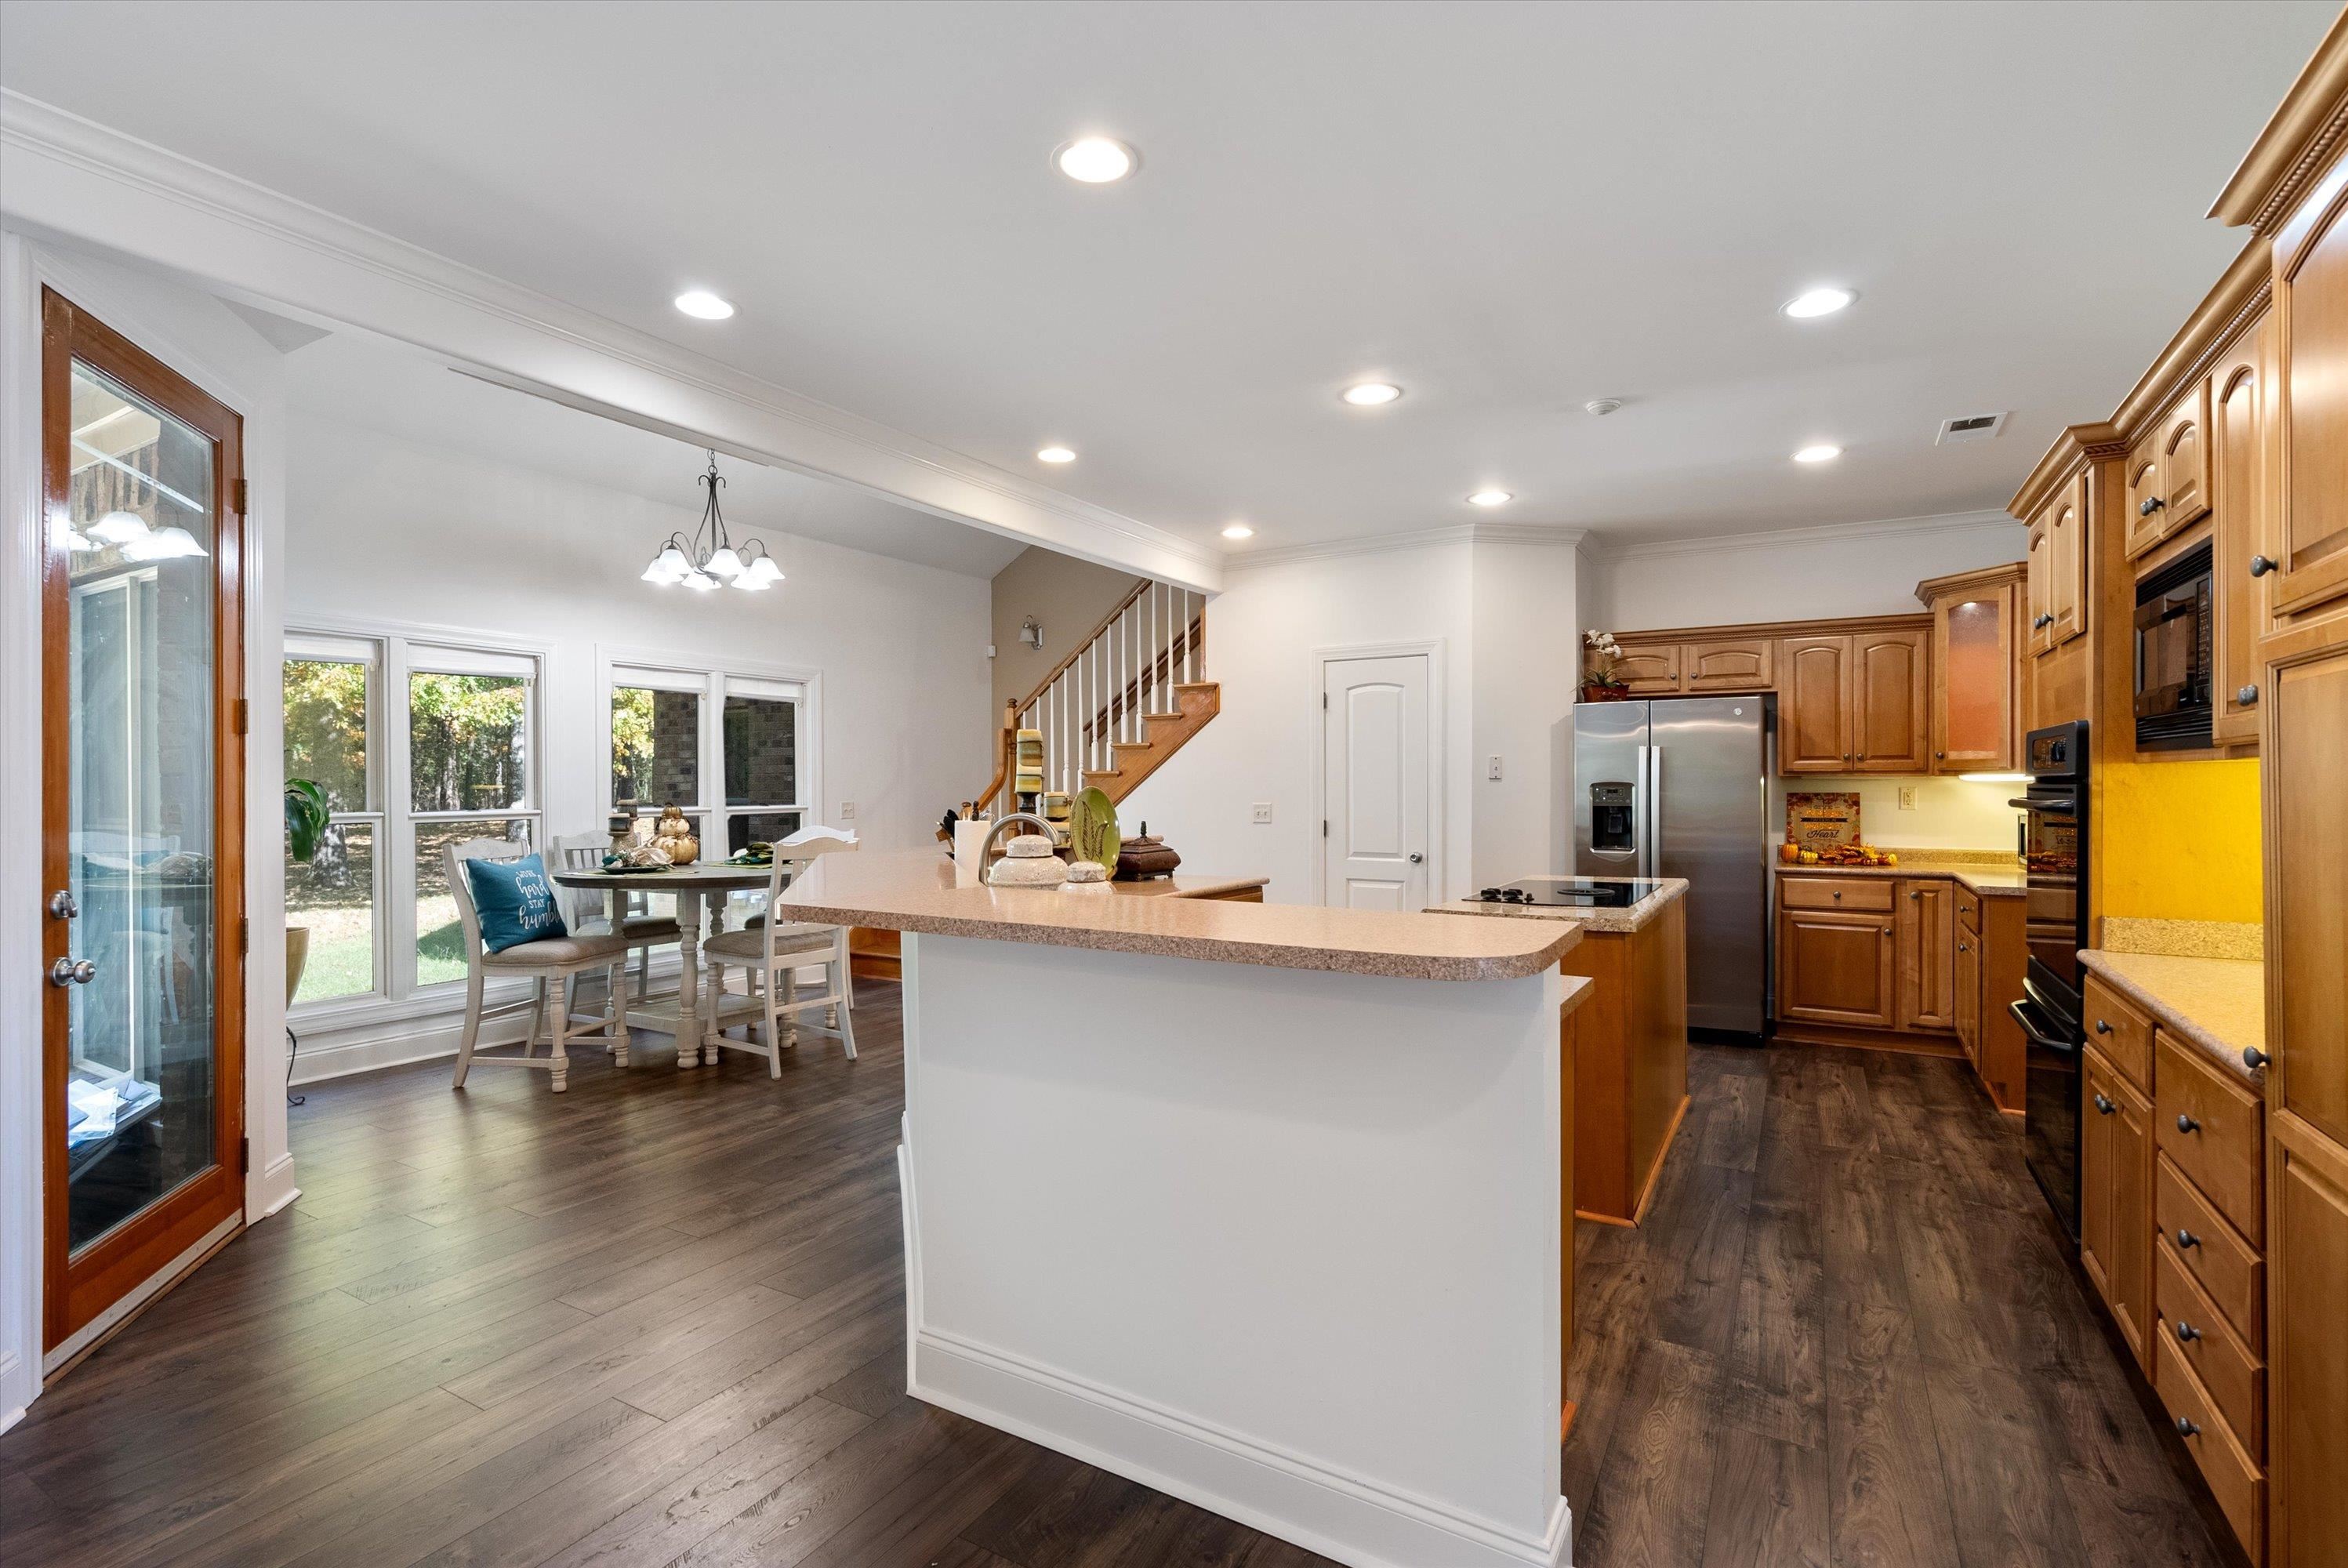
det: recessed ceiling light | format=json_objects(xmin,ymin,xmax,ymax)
[
  {"xmin": 1781, "ymin": 286, "xmax": 1856, "ymax": 319},
  {"xmin": 1792, "ymin": 444, "xmax": 1843, "ymax": 464},
  {"xmin": 1054, "ymin": 137, "xmax": 1138, "ymax": 183},
  {"xmin": 1467, "ymin": 489, "xmax": 1513, "ymax": 507},
  {"xmin": 673, "ymin": 290, "xmax": 735, "ymax": 320},
  {"xmin": 1221, "ymin": 523, "xmax": 1254, "ymax": 540},
  {"xmin": 1341, "ymin": 382, "xmax": 1403, "ymax": 407},
  {"xmin": 1036, "ymin": 446, "xmax": 1076, "ymax": 464}
]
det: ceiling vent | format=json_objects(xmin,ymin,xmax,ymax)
[{"xmin": 1935, "ymin": 412, "xmax": 2008, "ymax": 445}]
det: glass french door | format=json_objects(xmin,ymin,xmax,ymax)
[{"xmin": 40, "ymin": 287, "xmax": 246, "ymax": 1355}]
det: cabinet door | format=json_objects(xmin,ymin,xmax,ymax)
[
  {"xmin": 2125, "ymin": 431, "xmax": 2168, "ymax": 559},
  {"xmin": 2268, "ymin": 1116, "xmax": 2348, "ymax": 1568},
  {"xmin": 2269, "ymin": 643, "xmax": 2348, "ymax": 1152},
  {"xmin": 1896, "ymin": 878, "xmax": 1955, "ymax": 1031},
  {"xmin": 2025, "ymin": 512, "xmax": 2054, "ymax": 658},
  {"xmin": 1683, "ymin": 637, "xmax": 1775, "ymax": 692},
  {"xmin": 2161, "ymin": 378, "xmax": 2212, "ymax": 532},
  {"xmin": 2083, "ymin": 1048, "xmax": 2154, "ymax": 1369},
  {"xmin": 1954, "ymin": 923, "xmax": 1981, "ymax": 1062},
  {"xmin": 1777, "ymin": 906, "xmax": 1895, "ymax": 1028},
  {"xmin": 2269, "ymin": 168, "xmax": 2348, "ymax": 622},
  {"xmin": 1609, "ymin": 643, "xmax": 1683, "ymax": 695},
  {"xmin": 1853, "ymin": 628, "xmax": 1930, "ymax": 771},
  {"xmin": 2212, "ymin": 317, "xmax": 2272, "ymax": 746},
  {"xmin": 2047, "ymin": 474, "xmax": 2089, "ymax": 648},
  {"xmin": 1931, "ymin": 585, "xmax": 2016, "ymax": 771},
  {"xmin": 1779, "ymin": 636, "xmax": 1853, "ymax": 774}
]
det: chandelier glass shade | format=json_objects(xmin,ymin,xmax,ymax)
[{"xmin": 643, "ymin": 452, "xmax": 784, "ymax": 591}]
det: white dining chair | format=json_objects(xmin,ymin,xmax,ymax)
[
  {"xmin": 445, "ymin": 839, "xmax": 633, "ymax": 1094},
  {"xmin": 742, "ymin": 836, "xmax": 860, "ymax": 1030},
  {"xmin": 699, "ymin": 844, "xmax": 858, "ymax": 1074},
  {"xmin": 551, "ymin": 832, "xmax": 680, "ymax": 1016}
]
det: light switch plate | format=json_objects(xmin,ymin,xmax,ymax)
[
  {"xmin": 1897, "ymin": 786, "xmax": 1917, "ymax": 811},
  {"xmin": 839, "ymin": 802, "xmax": 856, "ymax": 820},
  {"xmin": 1487, "ymin": 754, "xmax": 1504, "ymax": 781},
  {"xmin": 1250, "ymin": 802, "xmax": 1273, "ymax": 824}
]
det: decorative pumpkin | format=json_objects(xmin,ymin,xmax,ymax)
[{"xmin": 651, "ymin": 804, "xmax": 700, "ymax": 866}]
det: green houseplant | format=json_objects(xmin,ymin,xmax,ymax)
[{"xmin": 285, "ymin": 779, "xmax": 329, "ymax": 1004}]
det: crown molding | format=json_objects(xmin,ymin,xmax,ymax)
[
  {"xmin": 2211, "ymin": 8, "xmax": 2348, "ymax": 231},
  {"xmin": 0, "ymin": 89, "xmax": 1220, "ymax": 590},
  {"xmin": 1581, "ymin": 507, "xmax": 2020, "ymax": 563},
  {"xmin": 1223, "ymin": 523, "xmax": 1589, "ymax": 572}
]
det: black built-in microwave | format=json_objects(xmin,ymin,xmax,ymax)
[{"xmin": 2134, "ymin": 540, "xmax": 2213, "ymax": 751}]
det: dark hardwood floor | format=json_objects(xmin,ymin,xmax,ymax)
[{"xmin": 0, "ymin": 987, "xmax": 2230, "ymax": 1568}]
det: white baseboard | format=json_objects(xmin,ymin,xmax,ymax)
[
  {"xmin": 0, "ymin": 1348, "xmax": 24, "ymax": 1437},
  {"xmin": 910, "ymin": 1330, "xmax": 1570, "ymax": 1568}
]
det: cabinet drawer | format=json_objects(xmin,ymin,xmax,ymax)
[
  {"xmin": 1777, "ymin": 876, "xmax": 1894, "ymax": 913},
  {"xmin": 2083, "ymin": 975, "xmax": 2154, "ymax": 1094},
  {"xmin": 1956, "ymin": 886, "xmax": 1981, "ymax": 935},
  {"xmin": 2155, "ymin": 1236, "xmax": 2265, "ymax": 1457},
  {"xmin": 2156, "ymin": 1153, "xmax": 2264, "ymax": 1350},
  {"xmin": 2156, "ymin": 1032, "xmax": 2266, "ymax": 1245},
  {"xmin": 2153, "ymin": 1333, "xmax": 2266, "ymax": 1562}
]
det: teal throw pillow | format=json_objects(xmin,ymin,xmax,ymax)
[{"xmin": 465, "ymin": 853, "xmax": 566, "ymax": 953}]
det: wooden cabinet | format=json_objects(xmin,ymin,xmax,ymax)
[
  {"xmin": 2127, "ymin": 378, "xmax": 2214, "ymax": 558},
  {"xmin": 1921, "ymin": 568, "xmax": 2021, "ymax": 772},
  {"xmin": 2159, "ymin": 1031, "xmax": 2267, "ymax": 1245},
  {"xmin": 2025, "ymin": 507, "xmax": 2055, "ymax": 659},
  {"xmin": 1895, "ymin": 878, "xmax": 1954, "ymax": 1031},
  {"xmin": 2045, "ymin": 472, "xmax": 2089, "ymax": 649},
  {"xmin": 1683, "ymin": 636, "xmax": 1774, "ymax": 692},
  {"xmin": 1954, "ymin": 920, "xmax": 1980, "ymax": 1065},
  {"xmin": 1852, "ymin": 629, "xmax": 1929, "ymax": 771},
  {"xmin": 2212, "ymin": 314, "xmax": 2273, "ymax": 746},
  {"xmin": 1779, "ymin": 635, "xmax": 1854, "ymax": 773},
  {"xmin": 2267, "ymin": 1118, "xmax": 2348, "ymax": 1568},
  {"xmin": 2085, "ymin": 972, "xmax": 2156, "ymax": 1093},
  {"xmin": 1776, "ymin": 906, "xmax": 1895, "ymax": 1029},
  {"xmin": 1609, "ymin": 643, "xmax": 1682, "ymax": 694},
  {"xmin": 2266, "ymin": 160, "xmax": 2348, "ymax": 626},
  {"xmin": 2083, "ymin": 1044, "xmax": 2156, "ymax": 1369}
]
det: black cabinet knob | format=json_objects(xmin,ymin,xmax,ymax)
[
  {"xmin": 2095, "ymin": 1019, "xmax": 2111, "ymax": 1034},
  {"xmin": 2034, "ymin": 612, "xmax": 2055, "ymax": 629},
  {"xmin": 2139, "ymin": 496, "xmax": 2165, "ymax": 517},
  {"xmin": 2250, "ymin": 554, "xmax": 2277, "ymax": 577},
  {"xmin": 2177, "ymin": 1229, "xmax": 2201, "ymax": 1249},
  {"xmin": 2177, "ymin": 1113, "xmax": 2201, "ymax": 1134},
  {"xmin": 1958, "ymin": 942, "xmax": 1969, "ymax": 953},
  {"xmin": 2236, "ymin": 684, "xmax": 2259, "ymax": 707},
  {"xmin": 2175, "ymin": 1320, "xmax": 2201, "ymax": 1344},
  {"xmin": 2093, "ymin": 1093, "xmax": 2116, "ymax": 1115},
  {"xmin": 2244, "ymin": 1046, "xmax": 2271, "ymax": 1071},
  {"xmin": 2176, "ymin": 1416, "xmax": 2201, "ymax": 1438}
]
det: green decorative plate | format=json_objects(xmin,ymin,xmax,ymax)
[{"xmin": 1071, "ymin": 786, "xmax": 1120, "ymax": 873}]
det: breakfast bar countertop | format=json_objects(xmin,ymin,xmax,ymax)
[
  {"xmin": 771, "ymin": 850, "xmax": 1579, "ymax": 982},
  {"xmin": 1425, "ymin": 876, "xmax": 1689, "ymax": 934}
]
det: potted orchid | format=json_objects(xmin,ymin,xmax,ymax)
[{"xmin": 1582, "ymin": 630, "xmax": 1631, "ymax": 702}]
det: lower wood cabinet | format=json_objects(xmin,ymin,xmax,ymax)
[
  {"xmin": 1954, "ymin": 924, "xmax": 1980, "ymax": 1063},
  {"xmin": 1776, "ymin": 906, "xmax": 1895, "ymax": 1029},
  {"xmin": 2266, "ymin": 1117, "xmax": 2348, "ymax": 1568},
  {"xmin": 2082, "ymin": 1044, "xmax": 2155, "ymax": 1369},
  {"xmin": 1895, "ymin": 878, "xmax": 1954, "ymax": 1030}
]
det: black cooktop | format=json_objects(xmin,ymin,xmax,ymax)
[{"xmin": 1474, "ymin": 877, "xmax": 1662, "ymax": 909}]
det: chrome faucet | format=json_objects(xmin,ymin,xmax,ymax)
[{"xmin": 977, "ymin": 811, "xmax": 1054, "ymax": 866}]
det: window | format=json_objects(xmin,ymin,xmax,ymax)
[
  {"xmin": 285, "ymin": 629, "xmax": 543, "ymax": 1009},
  {"xmin": 607, "ymin": 659, "xmax": 811, "ymax": 859},
  {"xmin": 722, "ymin": 677, "xmax": 804, "ymax": 853}
]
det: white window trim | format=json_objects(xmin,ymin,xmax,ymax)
[
  {"xmin": 282, "ymin": 637, "xmax": 386, "ymax": 1006},
  {"xmin": 597, "ymin": 644, "xmax": 823, "ymax": 858},
  {"xmin": 286, "ymin": 616, "xmax": 551, "ymax": 1018}
]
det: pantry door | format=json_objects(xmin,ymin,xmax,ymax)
[
  {"xmin": 1320, "ymin": 652, "xmax": 1432, "ymax": 910},
  {"xmin": 41, "ymin": 287, "xmax": 247, "ymax": 1356}
]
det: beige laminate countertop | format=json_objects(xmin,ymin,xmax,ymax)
[
  {"xmin": 1424, "ymin": 877, "xmax": 1689, "ymax": 934},
  {"xmin": 2079, "ymin": 949, "xmax": 2266, "ymax": 1083},
  {"xmin": 773, "ymin": 851, "xmax": 1580, "ymax": 982},
  {"xmin": 1772, "ymin": 857, "xmax": 2027, "ymax": 898}
]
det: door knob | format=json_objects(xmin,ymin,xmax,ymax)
[
  {"xmin": 2249, "ymin": 554, "xmax": 2277, "ymax": 577},
  {"xmin": 2176, "ymin": 1229, "xmax": 2201, "ymax": 1250},
  {"xmin": 47, "ymin": 889, "xmax": 77, "ymax": 920},
  {"xmin": 49, "ymin": 957, "xmax": 95, "ymax": 987},
  {"xmin": 2176, "ymin": 1113, "xmax": 2201, "ymax": 1134},
  {"xmin": 1407, "ymin": 852, "xmax": 1423, "ymax": 864}
]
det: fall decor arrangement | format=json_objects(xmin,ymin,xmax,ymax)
[{"xmin": 651, "ymin": 804, "xmax": 700, "ymax": 866}]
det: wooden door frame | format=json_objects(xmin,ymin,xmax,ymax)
[
  {"xmin": 1309, "ymin": 640, "xmax": 1446, "ymax": 909},
  {"xmin": 38, "ymin": 285, "xmax": 248, "ymax": 1353}
]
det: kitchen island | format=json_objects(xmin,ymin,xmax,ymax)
[{"xmin": 775, "ymin": 851, "xmax": 1591, "ymax": 1568}]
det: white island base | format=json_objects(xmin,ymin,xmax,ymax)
[{"xmin": 895, "ymin": 931, "xmax": 1574, "ymax": 1568}]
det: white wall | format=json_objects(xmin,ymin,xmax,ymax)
[
  {"xmin": 1471, "ymin": 541, "xmax": 1581, "ymax": 890},
  {"xmin": 281, "ymin": 408, "xmax": 991, "ymax": 1077},
  {"xmin": 1588, "ymin": 511, "xmax": 2027, "ymax": 630}
]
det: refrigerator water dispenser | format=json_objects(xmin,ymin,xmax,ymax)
[{"xmin": 1589, "ymin": 782, "xmax": 1637, "ymax": 851}]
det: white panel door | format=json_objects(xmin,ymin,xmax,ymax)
[{"xmin": 1321, "ymin": 655, "xmax": 1429, "ymax": 909}]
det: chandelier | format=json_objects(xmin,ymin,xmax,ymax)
[{"xmin": 641, "ymin": 452, "xmax": 783, "ymax": 591}]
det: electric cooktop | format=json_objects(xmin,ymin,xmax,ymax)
[{"xmin": 1472, "ymin": 877, "xmax": 1663, "ymax": 909}]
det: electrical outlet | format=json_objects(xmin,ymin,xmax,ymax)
[
  {"xmin": 1487, "ymin": 754, "xmax": 1504, "ymax": 781},
  {"xmin": 1897, "ymin": 786, "xmax": 1917, "ymax": 811},
  {"xmin": 1250, "ymin": 802, "xmax": 1273, "ymax": 824},
  {"xmin": 838, "ymin": 802, "xmax": 855, "ymax": 820}
]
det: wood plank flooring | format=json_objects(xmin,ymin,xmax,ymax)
[{"xmin": 0, "ymin": 990, "xmax": 2234, "ymax": 1568}]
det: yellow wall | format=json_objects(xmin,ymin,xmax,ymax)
[{"xmin": 2098, "ymin": 759, "xmax": 2263, "ymax": 923}]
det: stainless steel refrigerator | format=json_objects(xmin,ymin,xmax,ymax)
[{"xmin": 1567, "ymin": 695, "xmax": 1773, "ymax": 1037}]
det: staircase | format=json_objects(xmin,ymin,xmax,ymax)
[{"xmin": 976, "ymin": 577, "xmax": 1218, "ymax": 812}]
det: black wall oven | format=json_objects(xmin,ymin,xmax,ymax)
[{"xmin": 2012, "ymin": 721, "xmax": 2090, "ymax": 1236}]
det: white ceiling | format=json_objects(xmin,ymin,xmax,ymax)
[
  {"xmin": 282, "ymin": 327, "xmax": 1030, "ymax": 579},
  {"xmin": 2, "ymin": 1, "xmax": 2334, "ymax": 555}
]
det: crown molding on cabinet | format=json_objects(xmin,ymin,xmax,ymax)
[
  {"xmin": 2211, "ymin": 8, "xmax": 2348, "ymax": 232},
  {"xmin": 2009, "ymin": 423, "xmax": 2125, "ymax": 521},
  {"xmin": 0, "ymin": 89, "xmax": 1222, "ymax": 591},
  {"xmin": 1581, "ymin": 508, "xmax": 2019, "ymax": 564},
  {"xmin": 1224, "ymin": 523, "xmax": 1589, "ymax": 572}
]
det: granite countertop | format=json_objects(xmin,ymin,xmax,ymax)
[
  {"xmin": 773, "ymin": 851, "xmax": 1579, "ymax": 982},
  {"xmin": 1424, "ymin": 877, "xmax": 1689, "ymax": 934},
  {"xmin": 2079, "ymin": 949, "xmax": 2267, "ymax": 1083},
  {"xmin": 1772, "ymin": 855, "xmax": 2027, "ymax": 898}
]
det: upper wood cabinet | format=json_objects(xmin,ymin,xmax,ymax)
[
  {"xmin": 1852, "ymin": 629, "xmax": 1930, "ymax": 771},
  {"xmin": 2212, "ymin": 314, "xmax": 2272, "ymax": 746},
  {"xmin": 1780, "ymin": 635, "xmax": 1854, "ymax": 773},
  {"xmin": 2127, "ymin": 378, "xmax": 2214, "ymax": 559},
  {"xmin": 2268, "ymin": 164, "xmax": 2348, "ymax": 625},
  {"xmin": 1920, "ymin": 564, "xmax": 2023, "ymax": 772},
  {"xmin": 1609, "ymin": 644, "xmax": 1682, "ymax": 694},
  {"xmin": 1684, "ymin": 636, "xmax": 1775, "ymax": 692},
  {"xmin": 2045, "ymin": 472, "xmax": 2089, "ymax": 650}
]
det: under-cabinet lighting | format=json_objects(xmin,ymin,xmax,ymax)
[{"xmin": 1958, "ymin": 773, "xmax": 2031, "ymax": 784}]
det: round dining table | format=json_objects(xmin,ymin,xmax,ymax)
[{"xmin": 550, "ymin": 861, "xmax": 776, "ymax": 1068}]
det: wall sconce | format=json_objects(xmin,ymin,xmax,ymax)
[{"xmin": 1020, "ymin": 617, "xmax": 1044, "ymax": 651}]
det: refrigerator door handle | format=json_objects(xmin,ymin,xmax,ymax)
[
  {"xmin": 1647, "ymin": 744, "xmax": 1663, "ymax": 877},
  {"xmin": 1634, "ymin": 744, "xmax": 1652, "ymax": 878}
]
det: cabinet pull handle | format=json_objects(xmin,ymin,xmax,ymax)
[
  {"xmin": 2235, "ymin": 684, "xmax": 2259, "ymax": 707},
  {"xmin": 2176, "ymin": 1113, "xmax": 2201, "ymax": 1134},
  {"xmin": 2034, "ymin": 612, "xmax": 2055, "ymax": 630},
  {"xmin": 2175, "ymin": 1319, "xmax": 2201, "ymax": 1344},
  {"xmin": 2093, "ymin": 1093, "xmax": 2115, "ymax": 1115},
  {"xmin": 2139, "ymin": 495, "xmax": 2165, "ymax": 517},
  {"xmin": 2176, "ymin": 1416, "xmax": 2201, "ymax": 1439},
  {"xmin": 2243, "ymin": 1046, "xmax": 2270, "ymax": 1071},
  {"xmin": 2094, "ymin": 1019, "xmax": 2111, "ymax": 1035},
  {"xmin": 2176, "ymin": 1229, "xmax": 2200, "ymax": 1250},
  {"xmin": 2249, "ymin": 554, "xmax": 2277, "ymax": 577}
]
